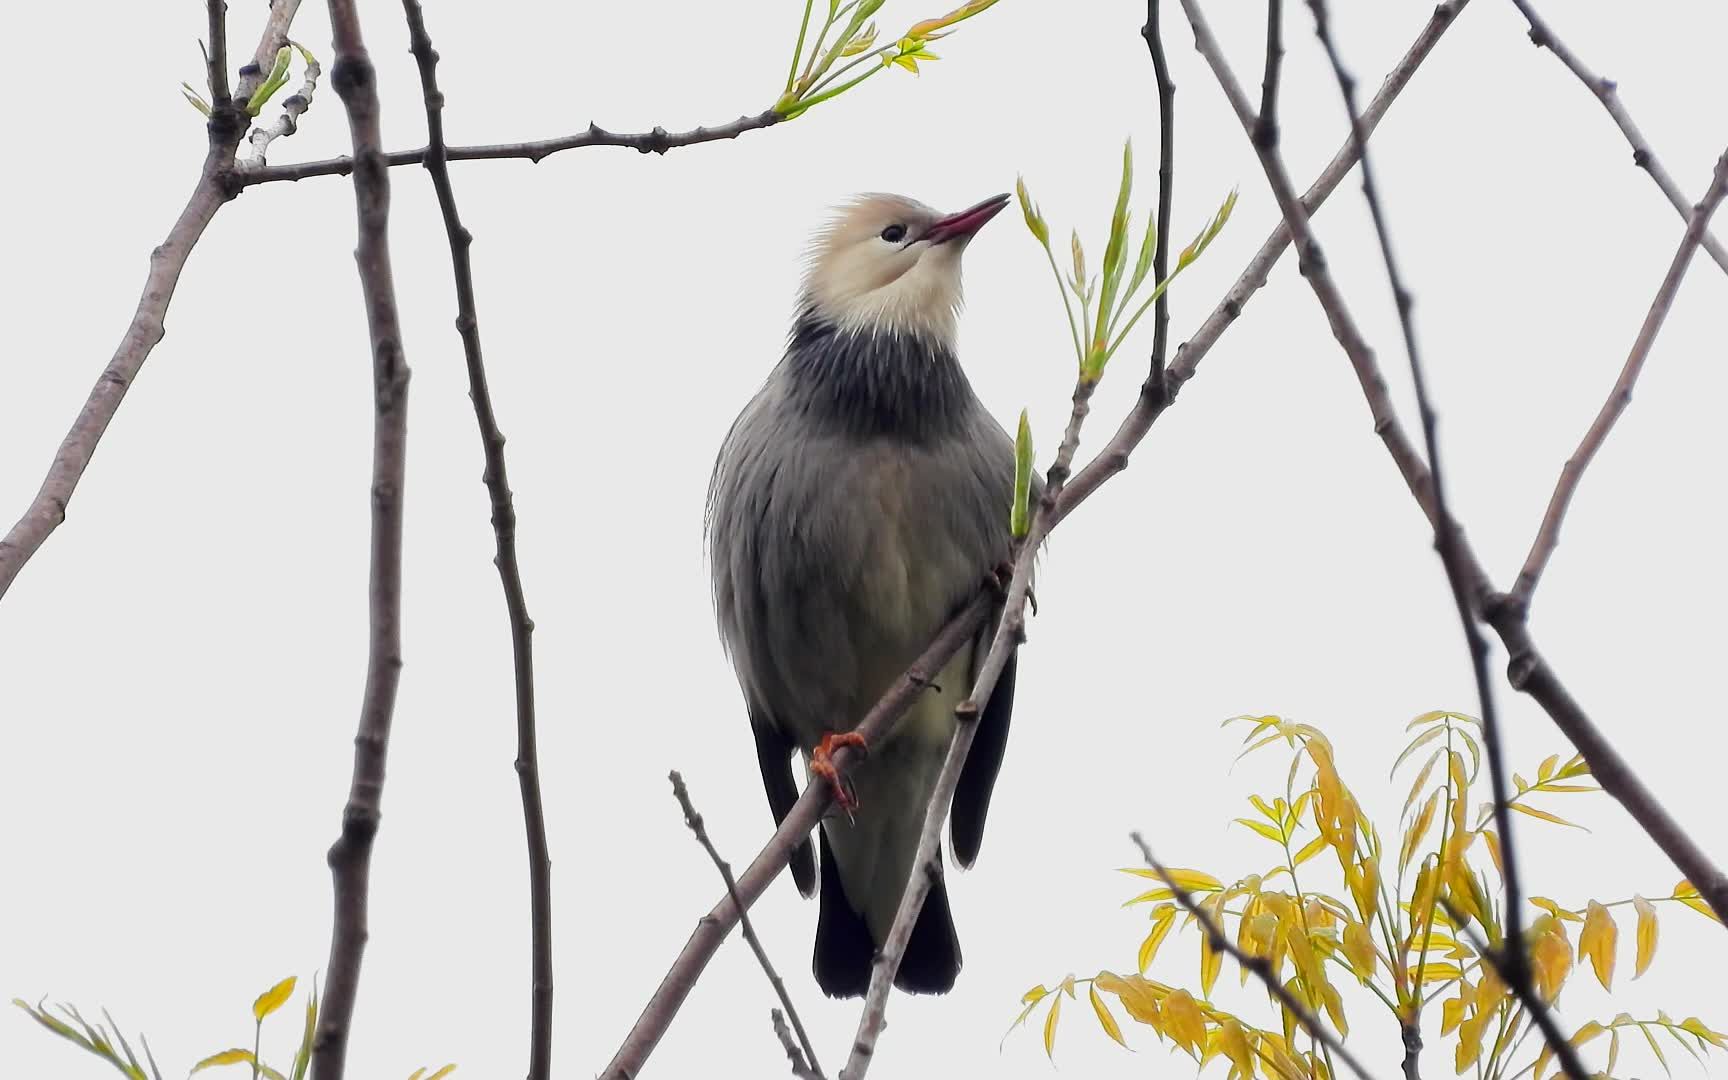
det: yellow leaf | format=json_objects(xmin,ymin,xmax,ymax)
[
  {"xmin": 253, "ymin": 976, "xmax": 298, "ymax": 1023},
  {"xmin": 1392, "ymin": 725, "xmax": 1447, "ymax": 775},
  {"xmin": 1043, "ymin": 992, "xmax": 1061, "ymax": 1058},
  {"xmin": 1528, "ymin": 896, "xmax": 1583, "ymax": 923},
  {"xmin": 1530, "ymin": 916, "xmax": 1573, "ymax": 1000},
  {"xmin": 1162, "ymin": 989, "xmax": 1207, "ymax": 1055},
  {"xmin": 1633, "ymin": 894, "xmax": 1659, "ymax": 979},
  {"xmin": 1199, "ymin": 896, "xmax": 1224, "ymax": 997},
  {"xmin": 1441, "ymin": 995, "xmax": 1465, "ymax": 1036},
  {"xmin": 1533, "ymin": 1042, "xmax": 1554, "ymax": 1080},
  {"xmin": 1343, "ymin": 921, "xmax": 1377, "ymax": 983},
  {"xmin": 1236, "ymin": 818, "xmax": 1287, "ymax": 843},
  {"xmin": 1679, "ymin": 1016, "xmax": 1727, "ymax": 1049},
  {"xmin": 1220, "ymin": 1017, "xmax": 1256, "ymax": 1080},
  {"xmin": 425, "ymin": 1069, "xmax": 457, "ymax": 1080},
  {"xmin": 1579, "ymin": 900, "xmax": 1617, "ymax": 990},
  {"xmin": 1292, "ymin": 834, "xmax": 1329, "ymax": 867},
  {"xmin": 1021, "ymin": 983, "xmax": 1049, "ymax": 1006},
  {"xmin": 1570, "ymin": 1020, "xmax": 1608, "ymax": 1047},
  {"xmin": 1401, "ymin": 790, "xmax": 1439, "ymax": 873},
  {"xmin": 1537, "ymin": 753, "xmax": 1559, "ymax": 781},
  {"xmin": 1402, "ymin": 748, "xmax": 1444, "ymax": 816},
  {"xmin": 1412, "ymin": 962, "xmax": 1461, "ymax": 984},
  {"xmin": 1481, "ymin": 829, "xmax": 1503, "ymax": 877},
  {"xmin": 1139, "ymin": 905, "xmax": 1177, "ymax": 974},
  {"xmin": 1089, "ymin": 984, "xmax": 1126, "ymax": 1047},
  {"xmin": 1672, "ymin": 880, "xmax": 1724, "ymax": 923},
  {"xmin": 192, "ymin": 1049, "xmax": 257, "ymax": 1073},
  {"xmin": 1507, "ymin": 802, "xmax": 1587, "ymax": 830},
  {"xmin": 1119, "ymin": 867, "xmax": 1222, "ymax": 892}
]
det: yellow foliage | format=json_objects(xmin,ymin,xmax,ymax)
[{"xmin": 1009, "ymin": 711, "xmax": 1728, "ymax": 1079}]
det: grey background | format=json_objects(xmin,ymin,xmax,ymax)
[{"xmin": 3, "ymin": 1, "xmax": 1724, "ymax": 1077}]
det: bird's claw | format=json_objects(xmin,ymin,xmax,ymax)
[
  {"xmin": 985, "ymin": 560, "xmax": 1037, "ymax": 616},
  {"xmin": 810, "ymin": 730, "xmax": 869, "ymax": 819}
]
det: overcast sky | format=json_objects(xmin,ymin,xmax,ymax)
[{"xmin": 4, "ymin": 1, "xmax": 1726, "ymax": 1078}]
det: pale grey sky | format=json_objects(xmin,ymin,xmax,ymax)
[{"xmin": 3, "ymin": 1, "xmax": 1725, "ymax": 1078}]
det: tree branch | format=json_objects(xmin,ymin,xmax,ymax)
[
  {"xmin": 773, "ymin": 1009, "xmax": 824, "ymax": 1080},
  {"xmin": 397, "ymin": 2, "xmax": 556, "ymax": 1076},
  {"xmin": 1140, "ymin": 0, "xmax": 1177, "ymax": 385},
  {"xmin": 238, "ymin": 111, "xmax": 784, "ymax": 185},
  {"xmin": 206, "ymin": 0, "xmax": 232, "ymax": 110},
  {"xmin": 1178, "ymin": 0, "xmax": 1728, "ymax": 929},
  {"xmin": 669, "ymin": 772, "xmax": 824, "ymax": 1080},
  {"xmin": 0, "ymin": 0, "xmax": 303, "ymax": 603},
  {"xmin": 1507, "ymin": 0, "xmax": 1728, "ymax": 278},
  {"xmin": 1511, "ymin": 150, "xmax": 1728, "ymax": 605},
  {"xmin": 599, "ymin": 593, "xmax": 993, "ymax": 1080},
  {"xmin": 311, "ymin": 3, "xmax": 412, "ymax": 1077},
  {"xmin": 1131, "ymin": 834, "xmax": 1382, "ymax": 1080},
  {"xmin": 1255, "ymin": 0, "xmax": 1284, "ymax": 149},
  {"xmin": 1304, "ymin": 0, "xmax": 1530, "ymax": 1068},
  {"xmin": 1443, "ymin": 902, "xmax": 1592, "ymax": 1080},
  {"xmin": 605, "ymin": 9, "xmax": 1471, "ymax": 1072}
]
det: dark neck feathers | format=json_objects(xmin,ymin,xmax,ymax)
[{"xmin": 778, "ymin": 303, "xmax": 976, "ymax": 442}]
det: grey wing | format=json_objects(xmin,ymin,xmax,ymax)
[{"xmin": 751, "ymin": 701, "xmax": 816, "ymax": 896}]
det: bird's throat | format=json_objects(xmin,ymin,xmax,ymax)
[{"xmin": 780, "ymin": 307, "xmax": 976, "ymax": 442}]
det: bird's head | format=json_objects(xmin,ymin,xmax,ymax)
[{"xmin": 801, "ymin": 191, "xmax": 1010, "ymax": 347}]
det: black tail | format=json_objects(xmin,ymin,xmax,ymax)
[{"xmin": 813, "ymin": 829, "xmax": 962, "ymax": 998}]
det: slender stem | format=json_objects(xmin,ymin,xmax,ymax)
[
  {"xmin": 669, "ymin": 772, "xmax": 823, "ymax": 1079},
  {"xmin": 784, "ymin": 0, "xmax": 817, "ymax": 94},
  {"xmin": 1506, "ymin": 0, "xmax": 1728, "ymax": 277},
  {"xmin": 207, "ymin": 0, "xmax": 233, "ymax": 109},
  {"xmin": 1142, "ymin": 0, "xmax": 1177, "ymax": 384},
  {"xmin": 311, "ymin": 3, "xmax": 412, "ymax": 1077},
  {"xmin": 1255, "ymin": 0, "xmax": 1283, "ymax": 149},
  {"xmin": 807, "ymin": 43, "xmax": 895, "ymax": 98},
  {"xmin": 1511, "ymin": 150, "xmax": 1728, "ymax": 605},
  {"xmin": 400, "ymin": 2, "xmax": 556, "ymax": 1076}
]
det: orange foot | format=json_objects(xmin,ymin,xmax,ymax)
[{"xmin": 810, "ymin": 731, "xmax": 869, "ymax": 815}]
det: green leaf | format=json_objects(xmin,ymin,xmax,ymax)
[
  {"xmin": 191, "ymin": 1049, "xmax": 258, "ymax": 1073},
  {"xmin": 1011, "ymin": 409, "xmax": 1034, "ymax": 539},
  {"xmin": 1093, "ymin": 138, "xmax": 1135, "ymax": 355},
  {"xmin": 245, "ymin": 44, "xmax": 294, "ymax": 116}
]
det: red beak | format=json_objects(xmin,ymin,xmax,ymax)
[{"xmin": 924, "ymin": 192, "xmax": 1011, "ymax": 245}]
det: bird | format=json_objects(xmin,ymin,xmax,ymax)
[{"xmin": 705, "ymin": 190, "xmax": 1030, "ymax": 998}]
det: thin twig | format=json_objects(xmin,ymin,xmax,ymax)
[
  {"xmin": 1179, "ymin": 0, "xmax": 1728, "ymax": 927},
  {"xmin": 1512, "ymin": 151, "xmax": 1728, "ymax": 604},
  {"xmin": 1443, "ymin": 900, "xmax": 1591, "ymax": 1080},
  {"xmin": 1140, "ymin": 0, "xmax": 1177, "ymax": 384},
  {"xmin": 1507, "ymin": 0, "xmax": 1728, "ymax": 277},
  {"xmin": 1305, "ymin": 0, "xmax": 1529, "ymax": 1065},
  {"xmin": 399, "ymin": 2, "xmax": 556, "ymax": 1076},
  {"xmin": 0, "ymin": 0, "xmax": 302, "ymax": 602},
  {"xmin": 239, "ymin": 112, "xmax": 784, "ymax": 185},
  {"xmin": 599, "ymin": 593, "xmax": 993, "ymax": 1080},
  {"xmin": 247, "ymin": 47, "xmax": 321, "ymax": 167},
  {"xmin": 206, "ymin": 0, "xmax": 232, "ymax": 110},
  {"xmin": 1131, "ymin": 834, "xmax": 1381, "ymax": 1080},
  {"xmin": 669, "ymin": 772, "xmax": 823, "ymax": 1080},
  {"xmin": 311, "ymin": 2, "xmax": 411, "ymax": 1077},
  {"xmin": 1255, "ymin": 0, "xmax": 1283, "ymax": 149},
  {"xmin": 606, "ymin": 10, "xmax": 1472, "ymax": 1072},
  {"xmin": 772, "ymin": 1010, "xmax": 824, "ymax": 1080}
]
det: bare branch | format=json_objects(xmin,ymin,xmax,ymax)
[
  {"xmin": 397, "ymin": 2, "xmax": 557, "ymax": 1075},
  {"xmin": 247, "ymin": 48, "xmax": 321, "ymax": 166},
  {"xmin": 669, "ymin": 772, "xmax": 824, "ymax": 1080},
  {"xmin": 772, "ymin": 1010, "xmax": 824, "ymax": 1080},
  {"xmin": 1512, "ymin": 151, "xmax": 1728, "ymax": 604},
  {"xmin": 1304, "ymin": 0, "xmax": 1531, "ymax": 1064},
  {"xmin": 239, "ymin": 112, "xmax": 784, "ymax": 185},
  {"xmin": 0, "ymin": 1, "xmax": 302, "ymax": 602},
  {"xmin": 311, "ymin": 2, "xmax": 412, "ymax": 1077},
  {"xmin": 1131, "ymin": 834, "xmax": 1381, "ymax": 1080},
  {"xmin": 599, "ymin": 593, "xmax": 993, "ymax": 1080},
  {"xmin": 1255, "ymin": 0, "xmax": 1284, "ymax": 149},
  {"xmin": 1140, "ymin": 0, "xmax": 1177, "ymax": 384},
  {"xmin": 609, "ymin": 8, "xmax": 1473, "ymax": 1071},
  {"xmin": 1177, "ymin": 0, "xmax": 1728, "ymax": 928},
  {"xmin": 1444, "ymin": 901, "xmax": 1591, "ymax": 1080},
  {"xmin": 1507, "ymin": 0, "xmax": 1728, "ymax": 278},
  {"xmin": 205, "ymin": 0, "xmax": 232, "ymax": 110}
]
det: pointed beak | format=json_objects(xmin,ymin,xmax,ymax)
[{"xmin": 923, "ymin": 192, "xmax": 1012, "ymax": 245}]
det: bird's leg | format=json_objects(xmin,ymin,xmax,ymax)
[{"xmin": 809, "ymin": 730, "xmax": 869, "ymax": 817}]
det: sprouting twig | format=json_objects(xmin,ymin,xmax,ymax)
[
  {"xmin": 1512, "ymin": 150, "xmax": 1728, "ymax": 605},
  {"xmin": 0, "ymin": 0, "xmax": 303, "ymax": 602},
  {"xmin": 1305, "ymin": 0, "xmax": 1528, "ymax": 1065},
  {"xmin": 247, "ymin": 45, "xmax": 320, "ymax": 166},
  {"xmin": 605, "ymin": 8, "xmax": 1474, "ymax": 1073},
  {"xmin": 669, "ymin": 772, "xmax": 824, "ymax": 1080},
  {"xmin": 1140, "ymin": 0, "xmax": 1177, "ymax": 385},
  {"xmin": 240, "ymin": 112, "xmax": 784, "ymax": 185},
  {"xmin": 1131, "ymin": 833, "xmax": 1381, "ymax": 1080},
  {"xmin": 398, "ymin": 2, "xmax": 557, "ymax": 1076},
  {"xmin": 312, "ymin": 2, "xmax": 412, "ymax": 1077},
  {"xmin": 1506, "ymin": 0, "xmax": 1728, "ymax": 277}
]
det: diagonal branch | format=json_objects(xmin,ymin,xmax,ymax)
[
  {"xmin": 399, "ymin": 2, "xmax": 557, "ymax": 1077},
  {"xmin": 604, "ymin": 9, "xmax": 1472, "ymax": 1073},
  {"xmin": 1443, "ymin": 900, "xmax": 1591, "ymax": 1080},
  {"xmin": 1178, "ymin": 0, "xmax": 1728, "ymax": 937},
  {"xmin": 669, "ymin": 772, "xmax": 824, "ymax": 1080},
  {"xmin": 1507, "ymin": 0, "xmax": 1728, "ymax": 278},
  {"xmin": 1132, "ymin": 834, "xmax": 1381, "ymax": 1080},
  {"xmin": 239, "ymin": 112, "xmax": 784, "ymax": 185},
  {"xmin": 1141, "ymin": 0, "xmax": 1178, "ymax": 384},
  {"xmin": 1511, "ymin": 151, "xmax": 1728, "ymax": 605},
  {"xmin": 311, "ymin": 2, "xmax": 412, "ymax": 1077},
  {"xmin": 0, "ymin": 0, "xmax": 302, "ymax": 603},
  {"xmin": 1304, "ymin": 0, "xmax": 1532, "ymax": 1070}
]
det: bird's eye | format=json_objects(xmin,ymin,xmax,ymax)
[{"xmin": 879, "ymin": 223, "xmax": 908, "ymax": 243}]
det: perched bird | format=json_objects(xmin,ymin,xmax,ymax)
[{"xmin": 706, "ymin": 191, "xmax": 1029, "ymax": 998}]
